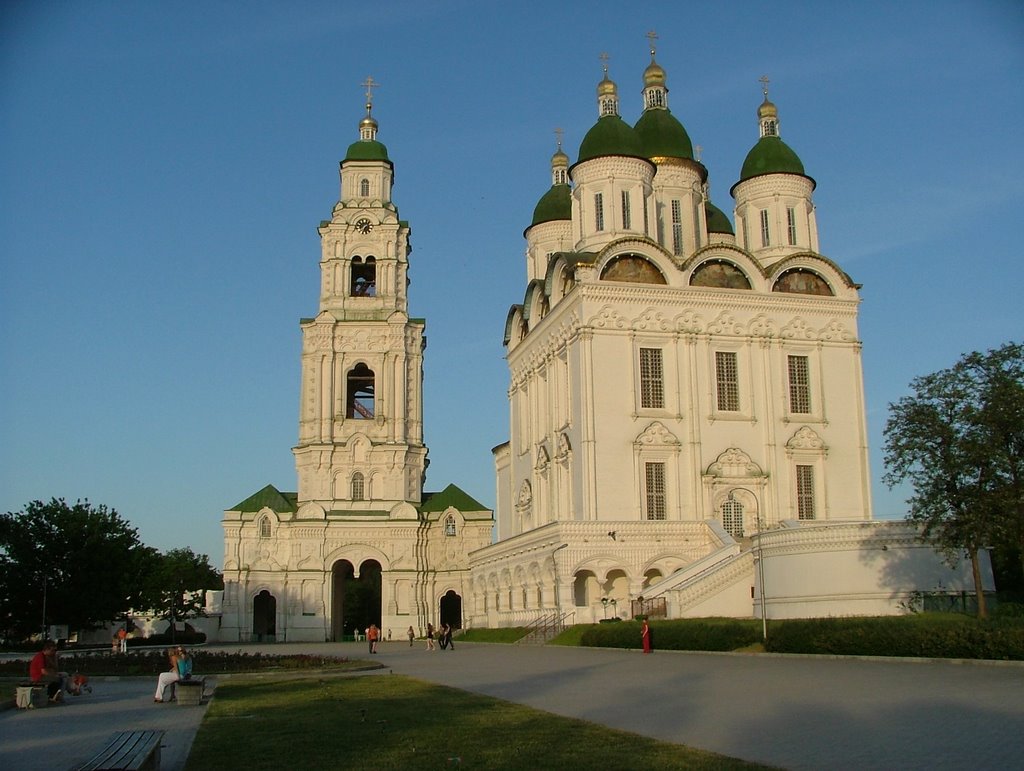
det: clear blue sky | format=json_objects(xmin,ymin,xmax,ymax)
[{"xmin": 2, "ymin": 1, "xmax": 1022, "ymax": 567}]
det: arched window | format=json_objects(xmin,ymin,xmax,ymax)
[
  {"xmin": 444, "ymin": 514, "xmax": 456, "ymax": 537},
  {"xmin": 359, "ymin": 178, "xmax": 370, "ymax": 197},
  {"xmin": 346, "ymin": 364, "xmax": 375, "ymax": 419},
  {"xmin": 350, "ymin": 256, "xmax": 376, "ymax": 297},
  {"xmin": 351, "ymin": 472, "xmax": 365, "ymax": 501},
  {"xmin": 722, "ymin": 497, "xmax": 745, "ymax": 538},
  {"xmin": 258, "ymin": 515, "xmax": 271, "ymax": 539}
]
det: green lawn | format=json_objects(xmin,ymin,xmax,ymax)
[{"xmin": 186, "ymin": 675, "xmax": 769, "ymax": 770}]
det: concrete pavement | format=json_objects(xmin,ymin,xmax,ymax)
[
  {"xmin": 0, "ymin": 676, "xmax": 215, "ymax": 771},
  {"xmin": 3, "ymin": 641, "xmax": 1023, "ymax": 769}
]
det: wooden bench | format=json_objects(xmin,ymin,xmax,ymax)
[{"xmin": 76, "ymin": 730, "xmax": 164, "ymax": 771}]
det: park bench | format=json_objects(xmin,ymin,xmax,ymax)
[{"xmin": 75, "ymin": 729, "xmax": 164, "ymax": 771}]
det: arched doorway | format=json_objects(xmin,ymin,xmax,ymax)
[
  {"xmin": 439, "ymin": 589, "xmax": 462, "ymax": 630},
  {"xmin": 331, "ymin": 559, "xmax": 382, "ymax": 641},
  {"xmin": 252, "ymin": 590, "xmax": 276, "ymax": 642}
]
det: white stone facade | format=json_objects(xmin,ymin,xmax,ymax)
[{"xmin": 468, "ymin": 57, "xmax": 989, "ymax": 628}]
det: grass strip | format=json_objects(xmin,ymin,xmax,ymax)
[{"xmin": 186, "ymin": 675, "xmax": 769, "ymax": 770}]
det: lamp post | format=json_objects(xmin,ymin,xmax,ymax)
[
  {"xmin": 610, "ymin": 598, "xmax": 617, "ymax": 619},
  {"xmin": 756, "ymin": 516, "xmax": 767, "ymax": 642},
  {"xmin": 601, "ymin": 597, "xmax": 609, "ymax": 620}
]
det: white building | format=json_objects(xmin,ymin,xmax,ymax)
[
  {"xmin": 219, "ymin": 51, "xmax": 989, "ymax": 642},
  {"xmin": 218, "ymin": 88, "xmax": 493, "ymax": 642}
]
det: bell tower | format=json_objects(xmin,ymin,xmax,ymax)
[{"xmin": 294, "ymin": 79, "xmax": 427, "ymax": 510}]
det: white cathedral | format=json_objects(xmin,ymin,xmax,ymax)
[{"xmin": 216, "ymin": 49, "xmax": 987, "ymax": 642}]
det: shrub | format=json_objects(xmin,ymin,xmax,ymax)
[
  {"xmin": 764, "ymin": 615, "xmax": 1024, "ymax": 660},
  {"xmin": 579, "ymin": 618, "xmax": 762, "ymax": 652}
]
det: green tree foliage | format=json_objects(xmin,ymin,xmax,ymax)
[
  {"xmin": 141, "ymin": 547, "xmax": 223, "ymax": 627},
  {"xmin": 0, "ymin": 498, "xmax": 154, "ymax": 639},
  {"xmin": 884, "ymin": 342, "xmax": 1024, "ymax": 618}
]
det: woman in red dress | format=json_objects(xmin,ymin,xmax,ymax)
[{"xmin": 641, "ymin": 618, "xmax": 651, "ymax": 653}]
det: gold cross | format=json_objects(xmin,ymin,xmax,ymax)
[
  {"xmin": 362, "ymin": 75, "xmax": 380, "ymax": 111},
  {"xmin": 646, "ymin": 29, "xmax": 659, "ymax": 59},
  {"xmin": 599, "ymin": 51, "xmax": 610, "ymax": 76},
  {"xmin": 759, "ymin": 74, "xmax": 770, "ymax": 98},
  {"xmin": 554, "ymin": 127, "xmax": 564, "ymax": 150}
]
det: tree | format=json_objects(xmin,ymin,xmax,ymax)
[
  {"xmin": 884, "ymin": 342, "xmax": 1024, "ymax": 618},
  {"xmin": 141, "ymin": 547, "xmax": 223, "ymax": 635},
  {"xmin": 0, "ymin": 498, "xmax": 156, "ymax": 639}
]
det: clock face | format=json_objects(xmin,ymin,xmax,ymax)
[{"xmin": 355, "ymin": 218, "xmax": 373, "ymax": 234}]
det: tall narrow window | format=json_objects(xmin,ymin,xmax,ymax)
[
  {"xmin": 359, "ymin": 178, "xmax": 370, "ymax": 197},
  {"xmin": 351, "ymin": 472, "xmax": 365, "ymax": 501},
  {"xmin": 346, "ymin": 363, "xmax": 375, "ymax": 419},
  {"xmin": 639, "ymin": 348, "xmax": 664, "ymax": 409},
  {"xmin": 788, "ymin": 355, "xmax": 811, "ymax": 413},
  {"xmin": 760, "ymin": 209, "xmax": 771, "ymax": 247},
  {"xmin": 350, "ymin": 256, "xmax": 376, "ymax": 296},
  {"xmin": 796, "ymin": 465, "xmax": 815, "ymax": 519},
  {"xmin": 722, "ymin": 498, "xmax": 744, "ymax": 537},
  {"xmin": 671, "ymin": 199, "xmax": 683, "ymax": 256},
  {"xmin": 444, "ymin": 515, "xmax": 456, "ymax": 537},
  {"xmin": 715, "ymin": 352, "xmax": 740, "ymax": 411},
  {"xmin": 645, "ymin": 462, "xmax": 666, "ymax": 520},
  {"xmin": 258, "ymin": 516, "xmax": 271, "ymax": 539},
  {"xmin": 621, "ymin": 190, "xmax": 631, "ymax": 229},
  {"xmin": 787, "ymin": 207, "xmax": 797, "ymax": 245},
  {"xmin": 594, "ymin": 193, "xmax": 605, "ymax": 231}
]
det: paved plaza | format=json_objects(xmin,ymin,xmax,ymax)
[{"xmin": 2, "ymin": 642, "xmax": 1023, "ymax": 769}]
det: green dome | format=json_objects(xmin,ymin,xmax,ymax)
[
  {"xmin": 577, "ymin": 115, "xmax": 645, "ymax": 164},
  {"xmin": 531, "ymin": 183, "xmax": 571, "ymax": 227},
  {"xmin": 634, "ymin": 108, "xmax": 694, "ymax": 160},
  {"xmin": 705, "ymin": 201, "xmax": 734, "ymax": 235},
  {"xmin": 737, "ymin": 135, "xmax": 806, "ymax": 182},
  {"xmin": 345, "ymin": 139, "xmax": 390, "ymax": 163}
]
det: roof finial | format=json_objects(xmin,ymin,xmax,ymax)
[
  {"xmin": 646, "ymin": 29, "xmax": 659, "ymax": 61},
  {"xmin": 599, "ymin": 51, "xmax": 610, "ymax": 77},
  {"xmin": 759, "ymin": 74, "xmax": 770, "ymax": 100},
  {"xmin": 554, "ymin": 126, "xmax": 564, "ymax": 151},
  {"xmin": 362, "ymin": 75, "xmax": 380, "ymax": 116}
]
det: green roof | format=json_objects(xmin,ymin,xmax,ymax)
[
  {"xmin": 736, "ymin": 135, "xmax": 809, "ymax": 184},
  {"xmin": 344, "ymin": 139, "xmax": 391, "ymax": 163},
  {"xmin": 634, "ymin": 108, "xmax": 694, "ymax": 160},
  {"xmin": 230, "ymin": 484, "xmax": 297, "ymax": 513},
  {"xmin": 705, "ymin": 201, "xmax": 734, "ymax": 235},
  {"xmin": 577, "ymin": 115, "xmax": 645, "ymax": 164},
  {"xmin": 420, "ymin": 483, "xmax": 488, "ymax": 513},
  {"xmin": 530, "ymin": 183, "xmax": 571, "ymax": 227}
]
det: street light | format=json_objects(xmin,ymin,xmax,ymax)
[
  {"xmin": 601, "ymin": 597, "xmax": 609, "ymax": 620},
  {"xmin": 610, "ymin": 598, "xmax": 617, "ymax": 619}
]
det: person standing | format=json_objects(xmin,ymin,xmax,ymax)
[
  {"xmin": 444, "ymin": 623, "xmax": 455, "ymax": 650},
  {"xmin": 425, "ymin": 622, "xmax": 436, "ymax": 651},
  {"xmin": 641, "ymin": 617, "xmax": 652, "ymax": 654},
  {"xmin": 368, "ymin": 624, "xmax": 379, "ymax": 654},
  {"xmin": 117, "ymin": 626, "xmax": 128, "ymax": 654},
  {"xmin": 407, "ymin": 626, "xmax": 415, "ymax": 647}
]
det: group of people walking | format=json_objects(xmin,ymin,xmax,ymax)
[{"xmin": 424, "ymin": 622, "xmax": 455, "ymax": 650}]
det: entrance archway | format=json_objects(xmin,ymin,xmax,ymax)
[
  {"xmin": 252, "ymin": 590, "xmax": 276, "ymax": 641},
  {"xmin": 331, "ymin": 559, "xmax": 382, "ymax": 641},
  {"xmin": 439, "ymin": 589, "xmax": 462, "ymax": 630}
]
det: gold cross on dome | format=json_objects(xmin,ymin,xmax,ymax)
[
  {"xmin": 362, "ymin": 76, "xmax": 380, "ymax": 109},
  {"xmin": 554, "ymin": 127, "xmax": 564, "ymax": 150},
  {"xmin": 599, "ymin": 52, "xmax": 610, "ymax": 76},
  {"xmin": 646, "ymin": 30, "xmax": 659, "ymax": 59},
  {"xmin": 759, "ymin": 74, "xmax": 770, "ymax": 98}
]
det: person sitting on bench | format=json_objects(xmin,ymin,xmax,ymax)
[{"xmin": 29, "ymin": 641, "xmax": 64, "ymax": 702}]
